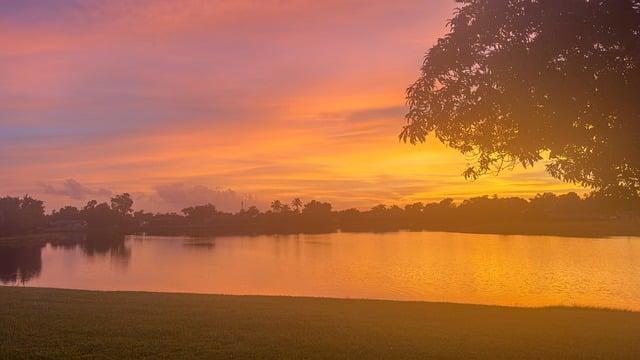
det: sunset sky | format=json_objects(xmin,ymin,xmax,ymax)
[{"xmin": 0, "ymin": 0, "xmax": 585, "ymax": 212}]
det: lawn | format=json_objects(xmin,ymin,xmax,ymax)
[{"xmin": 1, "ymin": 287, "xmax": 639, "ymax": 359}]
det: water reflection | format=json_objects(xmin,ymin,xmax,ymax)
[
  {"xmin": 78, "ymin": 233, "xmax": 131, "ymax": 260},
  {"xmin": 2, "ymin": 232, "xmax": 640, "ymax": 310},
  {"xmin": 0, "ymin": 232, "xmax": 131, "ymax": 284},
  {"xmin": 183, "ymin": 237, "xmax": 216, "ymax": 249},
  {"xmin": 0, "ymin": 245, "xmax": 42, "ymax": 284}
]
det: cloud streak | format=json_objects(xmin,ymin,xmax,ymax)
[
  {"xmin": 152, "ymin": 183, "xmax": 260, "ymax": 213},
  {"xmin": 40, "ymin": 179, "xmax": 112, "ymax": 200}
]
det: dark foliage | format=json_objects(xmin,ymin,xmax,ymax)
[
  {"xmin": 49, "ymin": 193, "xmax": 136, "ymax": 230},
  {"xmin": 2, "ymin": 191, "xmax": 638, "ymax": 239},
  {"xmin": 139, "ymin": 193, "xmax": 639, "ymax": 236},
  {"xmin": 402, "ymin": 0, "xmax": 640, "ymax": 200},
  {"xmin": 0, "ymin": 196, "xmax": 45, "ymax": 236}
]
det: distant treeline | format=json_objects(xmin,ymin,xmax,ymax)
[
  {"xmin": 1, "ymin": 192, "xmax": 639, "ymax": 238},
  {"xmin": 0, "ymin": 194, "xmax": 135, "ymax": 237}
]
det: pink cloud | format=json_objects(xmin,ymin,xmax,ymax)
[{"xmin": 40, "ymin": 179, "xmax": 112, "ymax": 200}]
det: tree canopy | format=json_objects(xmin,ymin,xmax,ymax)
[{"xmin": 401, "ymin": 0, "xmax": 640, "ymax": 199}]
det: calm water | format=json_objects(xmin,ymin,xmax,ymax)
[{"xmin": 2, "ymin": 232, "xmax": 640, "ymax": 310}]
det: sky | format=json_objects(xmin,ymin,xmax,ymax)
[{"xmin": 0, "ymin": 0, "xmax": 585, "ymax": 212}]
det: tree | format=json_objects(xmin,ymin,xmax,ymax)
[
  {"xmin": 244, "ymin": 206, "xmax": 260, "ymax": 218},
  {"xmin": 82, "ymin": 202, "xmax": 118, "ymax": 228},
  {"xmin": 370, "ymin": 204, "xmax": 387, "ymax": 215},
  {"xmin": 51, "ymin": 206, "xmax": 81, "ymax": 220},
  {"xmin": 80, "ymin": 196, "xmax": 134, "ymax": 229},
  {"xmin": 17, "ymin": 196, "xmax": 45, "ymax": 231},
  {"xmin": 83, "ymin": 200, "xmax": 98, "ymax": 211},
  {"xmin": 280, "ymin": 204, "xmax": 292, "ymax": 214},
  {"xmin": 291, "ymin": 198, "xmax": 303, "ymax": 213},
  {"xmin": 110, "ymin": 193, "xmax": 134, "ymax": 215},
  {"xmin": 182, "ymin": 204, "xmax": 218, "ymax": 224},
  {"xmin": 401, "ymin": 0, "xmax": 640, "ymax": 199},
  {"xmin": 302, "ymin": 200, "xmax": 332, "ymax": 216},
  {"xmin": 404, "ymin": 202, "xmax": 424, "ymax": 215},
  {"xmin": 0, "ymin": 196, "xmax": 45, "ymax": 236},
  {"xmin": 270, "ymin": 200, "xmax": 283, "ymax": 213}
]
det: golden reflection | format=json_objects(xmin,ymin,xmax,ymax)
[{"xmin": 15, "ymin": 233, "xmax": 640, "ymax": 310}]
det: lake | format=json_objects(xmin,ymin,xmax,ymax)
[{"xmin": 2, "ymin": 232, "xmax": 640, "ymax": 310}]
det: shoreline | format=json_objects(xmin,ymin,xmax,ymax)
[
  {"xmin": 2, "ymin": 287, "xmax": 640, "ymax": 359},
  {"xmin": 1, "ymin": 285, "xmax": 637, "ymax": 313},
  {"xmin": 2, "ymin": 221, "xmax": 640, "ymax": 247}
]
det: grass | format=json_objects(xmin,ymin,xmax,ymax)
[{"xmin": 1, "ymin": 287, "xmax": 639, "ymax": 359}]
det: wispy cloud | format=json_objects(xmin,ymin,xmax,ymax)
[
  {"xmin": 39, "ymin": 179, "xmax": 112, "ymax": 200},
  {"xmin": 151, "ymin": 183, "xmax": 260, "ymax": 212}
]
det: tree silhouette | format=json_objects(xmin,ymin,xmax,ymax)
[
  {"xmin": 401, "ymin": 0, "xmax": 640, "ymax": 199},
  {"xmin": 2, "ymin": 192, "xmax": 638, "ymax": 238},
  {"xmin": 182, "ymin": 204, "xmax": 218, "ymax": 224},
  {"xmin": 291, "ymin": 198, "xmax": 303, "ymax": 213},
  {"xmin": 110, "ymin": 193, "xmax": 134, "ymax": 215},
  {"xmin": 0, "ymin": 196, "xmax": 45, "ymax": 236},
  {"xmin": 302, "ymin": 200, "xmax": 332, "ymax": 216},
  {"xmin": 270, "ymin": 200, "xmax": 284, "ymax": 213}
]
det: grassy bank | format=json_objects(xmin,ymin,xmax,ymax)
[
  {"xmin": 0, "ymin": 232, "xmax": 86, "ymax": 247},
  {"xmin": 1, "ymin": 287, "xmax": 639, "ymax": 359}
]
